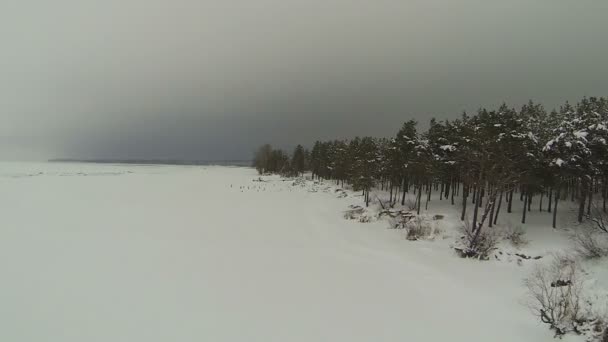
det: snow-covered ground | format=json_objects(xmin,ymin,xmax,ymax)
[{"xmin": 0, "ymin": 162, "xmax": 597, "ymax": 341}]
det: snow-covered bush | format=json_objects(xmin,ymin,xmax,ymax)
[
  {"xmin": 358, "ymin": 215, "xmax": 373, "ymax": 223},
  {"xmin": 574, "ymin": 207, "xmax": 608, "ymax": 259},
  {"xmin": 456, "ymin": 219, "xmax": 499, "ymax": 260},
  {"xmin": 291, "ymin": 178, "xmax": 307, "ymax": 187},
  {"xmin": 573, "ymin": 227, "xmax": 608, "ymax": 259},
  {"xmin": 344, "ymin": 206, "xmax": 365, "ymax": 220},
  {"xmin": 590, "ymin": 206, "xmax": 608, "ymax": 235},
  {"xmin": 344, "ymin": 205, "xmax": 375, "ymax": 223},
  {"xmin": 503, "ymin": 223, "xmax": 528, "ymax": 248},
  {"xmin": 587, "ymin": 319, "xmax": 608, "ymax": 342},
  {"xmin": 405, "ymin": 197, "xmax": 417, "ymax": 211},
  {"xmin": 404, "ymin": 215, "xmax": 433, "ymax": 241},
  {"xmin": 524, "ymin": 254, "xmax": 585, "ymax": 337}
]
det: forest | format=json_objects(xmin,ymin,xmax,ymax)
[{"xmin": 254, "ymin": 97, "xmax": 608, "ymax": 257}]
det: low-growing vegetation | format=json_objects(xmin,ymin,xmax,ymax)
[
  {"xmin": 503, "ymin": 223, "xmax": 529, "ymax": 248},
  {"xmin": 456, "ymin": 218, "xmax": 499, "ymax": 260},
  {"xmin": 404, "ymin": 215, "xmax": 434, "ymax": 241},
  {"xmin": 525, "ymin": 255, "xmax": 586, "ymax": 337}
]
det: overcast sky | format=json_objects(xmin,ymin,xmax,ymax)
[{"xmin": 1, "ymin": 0, "xmax": 607, "ymax": 160}]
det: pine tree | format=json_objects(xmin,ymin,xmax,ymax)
[{"xmin": 291, "ymin": 145, "xmax": 306, "ymax": 176}]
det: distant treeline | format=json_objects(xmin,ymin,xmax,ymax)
[
  {"xmin": 49, "ymin": 159, "xmax": 252, "ymax": 166},
  {"xmin": 254, "ymin": 96, "xmax": 608, "ymax": 236}
]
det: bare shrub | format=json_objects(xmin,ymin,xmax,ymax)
[
  {"xmin": 432, "ymin": 226, "xmax": 443, "ymax": 238},
  {"xmin": 404, "ymin": 215, "xmax": 433, "ymax": 241},
  {"xmin": 344, "ymin": 206, "xmax": 365, "ymax": 220},
  {"xmin": 574, "ymin": 206, "xmax": 608, "ymax": 259},
  {"xmin": 405, "ymin": 197, "xmax": 417, "ymax": 211},
  {"xmin": 389, "ymin": 211, "xmax": 416, "ymax": 230},
  {"xmin": 358, "ymin": 215, "xmax": 373, "ymax": 223},
  {"xmin": 573, "ymin": 227, "xmax": 608, "ymax": 259},
  {"xmin": 344, "ymin": 205, "xmax": 374, "ymax": 222},
  {"xmin": 456, "ymin": 218, "xmax": 499, "ymax": 260},
  {"xmin": 588, "ymin": 319, "xmax": 608, "ymax": 342},
  {"xmin": 388, "ymin": 216, "xmax": 404, "ymax": 229},
  {"xmin": 379, "ymin": 209, "xmax": 413, "ymax": 220},
  {"xmin": 503, "ymin": 223, "xmax": 528, "ymax": 248},
  {"xmin": 525, "ymin": 254, "xmax": 585, "ymax": 337},
  {"xmin": 590, "ymin": 206, "xmax": 608, "ymax": 234}
]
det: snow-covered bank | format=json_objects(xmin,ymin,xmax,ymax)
[{"xmin": 0, "ymin": 163, "xmax": 594, "ymax": 341}]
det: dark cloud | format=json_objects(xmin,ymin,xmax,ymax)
[{"xmin": 1, "ymin": 0, "xmax": 607, "ymax": 160}]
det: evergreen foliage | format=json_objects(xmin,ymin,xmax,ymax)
[{"xmin": 255, "ymin": 96, "xmax": 608, "ymax": 232}]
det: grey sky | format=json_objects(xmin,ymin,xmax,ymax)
[{"xmin": 1, "ymin": 0, "xmax": 607, "ymax": 160}]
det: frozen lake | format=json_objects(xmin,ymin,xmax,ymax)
[{"xmin": 0, "ymin": 162, "xmax": 565, "ymax": 342}]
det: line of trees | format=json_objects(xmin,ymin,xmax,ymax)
[
  {"xmin": 253, "ymin": 143, "xmax": 308, "ymax": 176},
  {"xmin": 254, "ymin": 97, "xmax": 608, "ymax": 238}
]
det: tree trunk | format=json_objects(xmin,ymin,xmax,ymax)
[
  {"xmin": 451, "ymin": 180, "xmax": 455, "ymax": 205},
  {"xmin": 493, "ymin": 190, "xmax": 504, "ymax": 225},
  {"xmin": 461, "ymin": 184, "xmax": 468, "ymax": 221},
  {"xmin": 507, "ymin": 189, "xmax": 514, "ymax": 213},
  {"xmin": 401, "ymin": 177, "xmax": 407, "ymax": 206},
  {"xmin": 603, "ymin": 177, "xmax": 607, "ymax": 213},
  {"xmin": 469, "ymin": 190, "xmax": 497, "ymax": 250},
  {"xmin": 548, "ymin": 188, "xmax": 553, "ymax": 213},
  {"xmin": 489, "ymin": 189, "xmax": 496, "ymax": 228},
  {"xmin": 472, "ymin": 186, "xmax": 476, "ymax": 204},
  {"xmin": 472, "ymin": 186, "xmax": 480, "ymax": 230},
  {"xmin": 578, "ymin": 178, "xmax": 588, "ymax": 223},
  {"xmin": 522, "ymin": 189, "xmax": 528, "ymax": 224},
  {"xmin": 587, "ymin": 180, "xmax": 593, "ymax": 217},
  {"xmin": 425, "ymin": 181, "xmax": 432, "ymax": 210},
  {"xmin": 553, "ymin": 187, "xmax": 560, "ymax": 228},
  {"xmin": 416, "ymin": 184, "xmax": 423, "ymax": 215},
  {"xmin": 572, "ymin": 180, "xmax": 577, "ymax": 202},
  {"xmin": 395, "ymin": 183, "xmax": 400, "ymax": 206}
]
